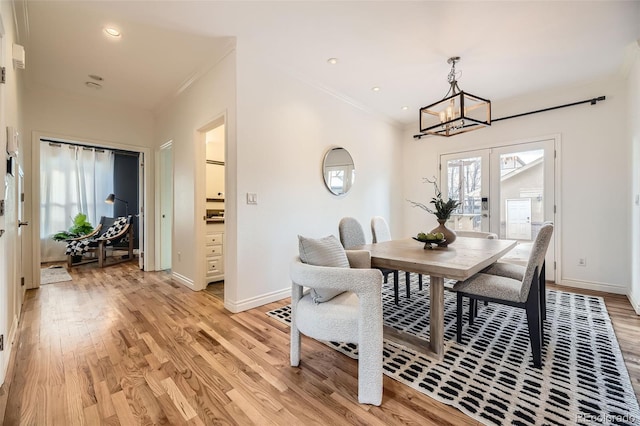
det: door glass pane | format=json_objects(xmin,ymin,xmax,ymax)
[
  {"xmin": 499, "ymin": 149, "xmax": 544, "ymax": 241},
  {"xmin": 446, "ymin": 156, "xmax": 482, "ymax": 231}
]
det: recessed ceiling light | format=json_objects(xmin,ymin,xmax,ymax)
[
  {"xmin": 104, "ymin": 27, "xmax": 121, "ymax": 38},
  {"xmin": 327, "ymin": 58, "xmax": 338, "ymax": 65},
  {"xmin": 85, "ymin": 81, "xmax": 102, "ymax": 89},
  {"xmin": 88, "ymin": 74, "xmax": 104, "ymax": 81},
  {"xmin": 401, "ymin": 106, "xmax": 409, "ymax": 111},
  {"xmin": 372, "ymin": 87, "xmax": 380, "ymax": 92}
]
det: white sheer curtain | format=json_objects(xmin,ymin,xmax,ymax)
[{"xmin": 40, "ymin": 142, "xmax": 115, "ymax": 262}]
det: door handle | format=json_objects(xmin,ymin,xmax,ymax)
[{"xmin": 18, "ymin": 221, "xmax": 29, "ymax": 227}]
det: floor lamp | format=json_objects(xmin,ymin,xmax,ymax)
[{"xmin": 105, "ymin": 193, "xmax": 129, "ymax": 216}]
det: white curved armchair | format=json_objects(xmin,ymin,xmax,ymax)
[{"xmin": 290, "ymin": 250, "xmax": 384, "ymax": 405}]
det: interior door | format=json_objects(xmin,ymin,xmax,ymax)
[
  {"xmin": 0, "ymin": 14, "xmax": 7, "ymax": 386},
  {"xmin": 17, "ymin": 167, "xmax": 26, "ymax": 310},
  {"xmin": 138, "ymin": 153, "xmax": 145, "ymax": 269},
  {"xmin": 159, "ymin": 142, "xmax": 173, "ymax": 270}
]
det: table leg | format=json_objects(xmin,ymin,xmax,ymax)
[{"xmin": 429, "ymin": 275, "xmax": 444, "ymax": 359}]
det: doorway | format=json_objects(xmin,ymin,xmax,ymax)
[
  {"xmin": 440, "ymin": 138, "xmax": 557, "ymax": 280},
  {"xmin": 33, "ymin": 134, "xmax": 149, "ymax": 286},
  {"xmin": 201, "ymin": 118, "xmax": 226, "ymax": 300}
]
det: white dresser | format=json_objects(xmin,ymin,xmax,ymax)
[{"xmin": 205, "ymin": 222, "xmax": 224, "ymax": 283}]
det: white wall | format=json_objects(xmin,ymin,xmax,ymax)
[
  {"xmin": 403, "ymin": 76, "xmax": 631, "ymax": 295},
  {"xmin": 232, "ymin": 41, "xmax": 404, "ymax": 311},
  {"xmin": 629, "ymin": 44, "xmax": 640, "ymax": 314},
  {"xmin": 154, "ymin": 48, "xmax": 236, "ymax": 292},
  {"xmin": 154, "ymin": 41, "xmax": 404, "ymax": 312},
  {"xmin": 22, "ymin": 85, "xmax": 155, "ymax": 285}
]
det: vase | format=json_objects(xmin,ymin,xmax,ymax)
[{"xmin": 431, "ymin": 219, "xmax": 456, "ymax": 246}]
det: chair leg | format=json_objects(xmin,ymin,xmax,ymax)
[
  {"xmin": 468, "ymin": 298, "xmax": 477, "ymax": 325},
  {"xmin": 290, "ymin": 323, "xmax": 301, "ymax": 367},
  {"xmin": 525, "ymin": 296, "xmax": 543, "ymax": 368},
  {"xmin": 98, "ymin": 244, "xmax": 105, "ymax": 268},
  {"xmin": 540, "ymin": 262, "xmax": 546, "ymax": 321},
  {"xmin": 456, "ymin": 292, "xmax": 464, "ymax": 343},
  {"xmin": 405, "ymin": 272, "xmax": 411, "ymax": 299},
  {"xmin": 393, "ymin": 270, "xmax": 399, "ymax": 305},
  {"xmin": 357, "ymin": 318, "xmax": 383, "ymax": 405},
  {"xmin": 128, "ymin": 230, "xmax": 134, "ymax": 259},
  {"xmin": 418, "ymin": 274, "xmax": 423, "ymax": 291}
]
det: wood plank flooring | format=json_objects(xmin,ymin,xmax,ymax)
[{"xmin": 1, "ymin": 262, "xmax": 638, "ymax": 425}]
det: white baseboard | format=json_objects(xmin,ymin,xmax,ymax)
[
  {"xmin": 224, "ymin": 287, "xmax": 290, "ymax": 313},
  {"xmin": 3, "ymin": 314, "xmax": 19, "ymax": 376},
  {"xmin": 171, "ymin": 271, "xmax": 196, "ymax": 290},
  {"xmin": 627, "ymin": 290, "xmax": 640, "ymax": 315},
  {"xmin": 171, "ymin": 272, "xmax": 289, "ymax": 310},
  {"xmin": 559, "ymin": 278, "xmax": 628, "ymax": 295},
  {"xmin": 8, "ymin": 314, "xmax": 18, "ymax": 345}
]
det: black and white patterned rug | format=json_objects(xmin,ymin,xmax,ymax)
[{"xmin": 267, "ymin": 276, "xmax": 640, "ymax": 425}]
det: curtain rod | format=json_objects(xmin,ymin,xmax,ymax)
[
  {"xmin": 413, "ymin": 95, "xmax": 606, "ymax": 139},
  {"xmin": 47, "ymin": 142, "xmax": 106, "ymax": 154},
  {"xmin": 491, "ymin": 96, "xmax": 606, "ymax": 123},
  {"xmin": 41, "ymin": 138, "xmax": 140, "ymax": 157}
]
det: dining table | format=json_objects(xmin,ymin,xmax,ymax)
[{"xmin": 355, "ymin": 236, "xmax": 517, "ymax": 360}]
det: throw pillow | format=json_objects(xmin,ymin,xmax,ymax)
[{"xmin": 298, "ymin": 234, "xmax": 350, "ymax": 303}]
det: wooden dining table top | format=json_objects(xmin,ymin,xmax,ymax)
[
  {"xmin": 354, "ymin": 236, "xmax": 518, "ymax": 360},
  {"xmin": 355, "ymin": 237, "xmax": 518, "ymax": 281}
]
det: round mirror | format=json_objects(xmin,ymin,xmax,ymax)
[{"xmin": 323, "ymin": 147, "xmax": 355, "ymax": 195}]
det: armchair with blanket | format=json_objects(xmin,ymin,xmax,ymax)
[{"xmin": 65, "ymin": 216, "xmax": 134, "ymax": 268}]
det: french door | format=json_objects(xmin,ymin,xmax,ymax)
[{"xmin": 440, "ymin": 139, "xmax": 556, "ymax": 280}]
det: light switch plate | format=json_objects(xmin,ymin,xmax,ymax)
[{"xmin": 247, "ymin": 193, "xmax": 257, "ymax": 205}]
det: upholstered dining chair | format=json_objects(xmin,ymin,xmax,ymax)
[
  {"xmin": 339, "ymin": 217, "xmax": 402, "ymax": 304},
  {"xmin": 370, "ymin": 216, "xmax": 421, "ymax": 304},
  {"xmin": 481, "ymin": 221, "xmax": 554, "ymax": 320},
  {"xmin": 453, "ymin": 223, "xmax": 554, "ymax": 368},
  {"xmin": 290, "ymin": 235, "xmax": 384, "ymax": 405},
  {"xmin": 338, "ymin": 217, "xmax": 366, "ymax": 249}
]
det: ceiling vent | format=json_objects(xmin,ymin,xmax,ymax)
[{"xmin": 13, "ymin": 44, "xmax": 25, "ymax": 69}]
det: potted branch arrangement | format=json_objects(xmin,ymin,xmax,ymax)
[{"xmin": 407, "ymin": 177, "xmax": 460, "ymax": 247}]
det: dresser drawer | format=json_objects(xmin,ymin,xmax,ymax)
[
  {"xmin": 206, "ymin": 257, "xmax": 224, "ymax": 275},
  {"xmin": 206, "ymin": 244, "xmax": 223, "ymax": 256},
  {"xmin": 206, "ymin": 233, "xmax": 224, "ymax": 245}
]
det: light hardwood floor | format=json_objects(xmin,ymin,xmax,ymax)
[{"xmin": 0, "ymin": 262, "xmax": 638, "ymax": 425}]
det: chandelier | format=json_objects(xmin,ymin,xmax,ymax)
[{"xmin": 419, "ymin": 56, "xmax": 491, "ymax": 137}]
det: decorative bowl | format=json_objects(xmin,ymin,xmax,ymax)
[{"xmin": 412, "ymin": 236, "xmax": 447, "ymax": 249}]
